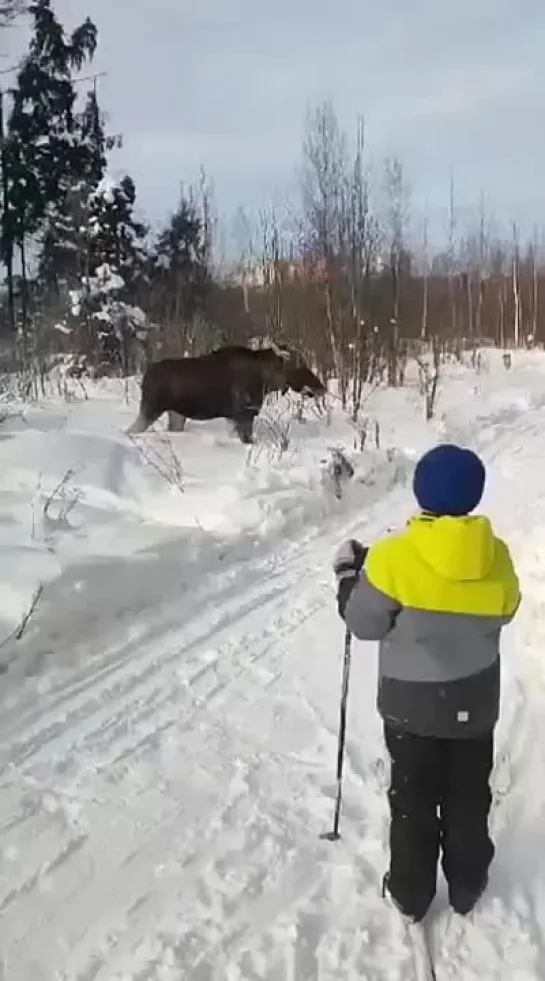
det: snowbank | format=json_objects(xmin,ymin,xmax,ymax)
[{"xmin": 0, "ymin": 380, "xmax": 402, "ymax": 650}]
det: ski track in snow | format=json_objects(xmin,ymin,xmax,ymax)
[
  {"xmin": 0, "ymin": 473, "xmax": 407, "ymax": 981},
  {"xmin": 2, "ymin": 358, "xmax": 545, "ymax": 978}
]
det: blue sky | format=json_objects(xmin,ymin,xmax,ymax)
[{"xmin": 4, "ymin": 0, "xmax": 545, "ymax": 252}]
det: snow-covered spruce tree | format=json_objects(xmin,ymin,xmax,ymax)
[
  {"xmin": 0, "ymin": 0, "xmax": 28, "ymax": 25},
  {"xmin": 69, "ymin": 174, "xmax": 150, "ymax": 375},
  {"xmin": 1, "ymin": 0, "xmax": 98, "ymax": 341},
  {"xmin": 150, "ymin": 187, "xmax": 212, "ymax": 353},
  {"xmin": 37, "ymin": 85, "xmax": 122, "ymax": 355}
]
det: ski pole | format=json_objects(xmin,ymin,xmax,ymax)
[{"xmin": 321, "ymin": 625, "xmax": 352, "ymax": 841}]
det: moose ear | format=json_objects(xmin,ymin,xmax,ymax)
[
  {"xmin": 274, "ymin": 345, "xmax": 292, "ymax": 361},
  {"xmin": 267, "ymin": 337, "xmax": 293, "ymax": 361}
]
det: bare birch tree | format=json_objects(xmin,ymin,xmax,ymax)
[
  {"xmin": 421, "ymin": 203, "xmax": 429, "ymax": 341},
  {"xmin": 474, "ymin": 191, "xmax": 488, "ymax": 339},
  {"xmin": 532, "ymin": 225, "xmax": 539, "ymax": 345},
  {"xmin": 383, "ymin": 155, "xmax": 410, "ymax": 385},
  {"xmin": 231, "ymin": 205, "xmax": 257, "ymax": 315},
  {"xmin": 342, "ymin": 116, "xmax": 382, "ymax": 416},
  {"xmin": 512, "ymin": 221, "xmax": 521, "ymax": 347},
  {"xmin": 259, "ymin": 205, "xmax": 285, "ymax": 342},
  {"xmin": 447, "ymin": 174, "xmax": 457, "ymax": 344},
  {"xmin": 301, "ymin": 98, "xmax": 349, "ymax": 395}
]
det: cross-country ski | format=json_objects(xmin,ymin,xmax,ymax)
[{"xmin": 407, "ymin": 923, "xmax": 437, "ymax": 981}]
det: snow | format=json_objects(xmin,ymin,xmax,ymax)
[
  {"xmin": 92, "ymin": 175, "xmax": 118, "ymax": 206},
  {"xmin": 1, "ymin": 349, "xmax": 545, "ymax": 978},
  {"xmin": 87, "ymin": 264, "xmax": 126, "ymax": 296}
]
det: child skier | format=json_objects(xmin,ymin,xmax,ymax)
[{"xmin": 333, "ymin": 443, "xmax": 520, "ymax": 922}]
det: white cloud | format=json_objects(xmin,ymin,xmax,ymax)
[{"xmin": 7, "ymin": 0, "xmax": 545, "ymax": 241}]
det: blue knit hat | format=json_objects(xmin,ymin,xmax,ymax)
[{"xmin": 413, "ymin": 444, "xmax": 486, "ymax": 517}]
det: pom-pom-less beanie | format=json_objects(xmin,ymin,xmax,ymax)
[{"xmin": 413, "ymin": 444, "xmax": 486, "ymax": 517}]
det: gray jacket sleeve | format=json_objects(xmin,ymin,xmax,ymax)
[{"xmin": 340, "ymin": 570, "xmax": 401, "ymax": 641}]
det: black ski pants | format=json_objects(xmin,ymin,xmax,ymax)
[{"xmin": 384, "ymin": 723, "xmax": 495, "ymax": 921}]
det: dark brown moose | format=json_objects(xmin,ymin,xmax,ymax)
[{"xmin": 127, "ymin": 344, "xmax": 326, "ymax": 443}]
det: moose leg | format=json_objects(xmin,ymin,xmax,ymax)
[
  {"xmin": 167, "ymin": 411, "xmax": 186, "ymax": 432},
  {"xmin": 127, "ymin": 407, "xmax": 152, "ymax": 434},
  {"xmin": 126, "ymin": 400, "xmax": 162, "ymax": 434},
  {"xmin": 233, "ymin": 411, "xmax": 256, "ymax": 444}
]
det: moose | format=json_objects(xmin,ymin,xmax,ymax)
[{"xmin": 127, "ymin": 343, "xmax": 326, "ymax": 444}]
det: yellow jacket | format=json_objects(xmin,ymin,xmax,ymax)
[{"xmin": 342, "ymin": 514, "xmax": 521, "ymax": 737}]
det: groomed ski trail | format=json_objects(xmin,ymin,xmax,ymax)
[
  {"xmin": 0, "ymin": 475, "xmax": 417, "ymax": 981},
  {"xmin": 2, "ymin": 404, "xmax": 545, "ymax": 978}
]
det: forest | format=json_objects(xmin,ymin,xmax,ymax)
[{"xmin": 0, "ymin": 0, "xmax": 541, "ymax": 411}]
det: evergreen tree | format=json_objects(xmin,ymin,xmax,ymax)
[
  {"xmin": 38, "ymin": 85, "xmax": 121, "ymax": 301},
  {"xmin": 0, "ymin": 0, "xmax": 28, "ymax": 26},
  {"xmin": 151, "ymin": 190, "xmax": 211, "ymax": 335},
  {"xmin": 78, "ymin": 86, "xmax": 110, "ymax": 188},
  {"xmin": 2, "ymin": 0, "xmax": 98, "ymax": 329},
  {"xmin": 69, "ymin": 174, "xmax": 150, "ymax": 372}
]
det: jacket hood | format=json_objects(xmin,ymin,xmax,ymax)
[{"xmin": 405, "ymin": 513, "xmax": 496, "ymax": 582}]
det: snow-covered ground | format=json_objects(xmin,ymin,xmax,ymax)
[{"xmin": 1, "ymin": 349, "xmax": 545, "ymax": 979}]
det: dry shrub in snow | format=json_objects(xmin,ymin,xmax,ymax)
[
  {"xmin": 40, "ymin": 468, "xmax": 82, "ymax": 540},
  {"xmin": 1, "ymin": 468, "xmax": 83, "ymax": 665},
  {"xmin": 52, "ymin": 355, "xmax": 91, "ymax": 402},
  {"xmin": 25, "ymin": 468, "xmax": 82, "ymax": 623},
  {"xmin": 0, "ymin": 584, "xmax": 44, "ymax": 663},
  {"xmin": 0, "ymin": 395, "xmax": 16, "ymax": 426},
  {"xmin": 291, "ymin": 390, "xmax": 329, "ymax": 424},
  {"xmin": 127, "ymin": 431, "xmax": 184, "ymax": 494},
  {"xmin": 353, "ymin": 414, "xmax": 381, "ymax": 453},
  {"xmin": 0, "ymin": 374, "xmax": 24, "ymax": 426},
  {"xmin": 322, "ymin": 447, "xmax": 354, "ymax": 500},
  {"xmin": 248, "ymin": 403, "xmax": 292, "ymax": 464},
  {"xmin": 473, "ymin": 349, "xmax": 489, "ymax": 373},
  {"xmin": 416, "ymin": 336, "xmax": 442, "ymax": 420},
  {"xmin": 0, "ymin": 467, "xmax": 83, "ymax": 663}
]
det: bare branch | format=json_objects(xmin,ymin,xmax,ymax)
[{"xmin": 127, "ymin": 431, "xmax": 184, "ymax": 494}]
